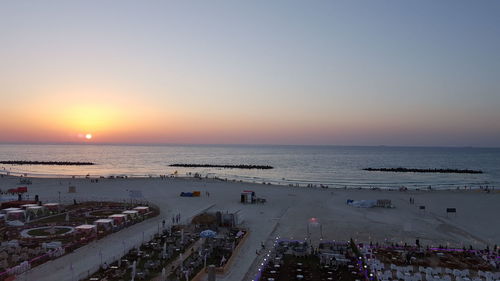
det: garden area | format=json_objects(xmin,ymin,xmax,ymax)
[{"xmin": 0, "ymin": 201, "xmax": 159, "ymax": 280}]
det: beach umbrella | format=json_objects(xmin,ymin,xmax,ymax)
[{"xmin": 200, "ymin": 230, "xmax": 217, "ymax": 238}]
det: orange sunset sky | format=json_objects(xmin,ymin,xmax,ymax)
[{"xmin": 1, "ymin": 1, "xmax": 499, "ymax": 146}]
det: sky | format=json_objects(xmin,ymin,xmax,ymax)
[{"xmin": 0, "ymin": 1, "xmax": 499, "ymax": 147}]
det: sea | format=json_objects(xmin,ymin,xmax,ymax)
[{"xmin": 0, "ymin": 144, "xmax": 499, "ymax": 189}]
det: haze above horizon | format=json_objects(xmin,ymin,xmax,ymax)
[{"xmin": 1, "ymin": 1, "xmax": 499, "ymax": 147}]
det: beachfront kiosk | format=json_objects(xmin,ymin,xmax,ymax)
[
  {"xmin": 26, "ymin": 205, "xmax": 45, "ymax": 217},
  {"xmin": 93, "ymin": 219, "xmax": 114, "ymax": 231},
  {"xmin": 108, "ymin": 214, "xmax": 127, "ymax": 225},
  {"xmin": 6, "ymin": 210, "xmax": 26, "ymax": 222},
  {"xmin": 240, "ymin": 190, "xmax": 256, "ymax": 204},
  {"xmin": 75, "ymin": 224, "xmax": 97, "ymax": 235},
  {"xmin": 133, "ymin": 206, "xmax": 149, "ymax": 214},
  {"xmin": 122, "ymin": 210, "xmax": 139, "ymax": 220}
]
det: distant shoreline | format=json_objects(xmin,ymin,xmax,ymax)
[
  {"xmin": 363, "ymin": 167, "xmax": 483, "ymax": 174},
  {"xmin": 0, "ymin": 173, "xmax": 495, "ymax": 192}
]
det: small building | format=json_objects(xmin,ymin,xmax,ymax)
[
  {"xmin": 240, "ymin": 190, "xmax": 255, "ymax": 204},
  {"xmin": 26, "ymin": 206, "xmax": 45, "ymax": 217},
  {"xmin": 133, "ymin": 206, "xmax": 149, "ymax": 214},
  {"xmin": 75, "ymin": 224, "xmax": 97, "ymax": 235},
  {"xmin": 216, "ymin": 210, "xmax": 244, "ymax": 227},
  {"xmin": 122, "ymin": 210, "xmax": 139, "ymax": 220},
  {"xmin": 108, "ymin": 214, "xmax": 127, "ymax": 225},
  {"xmin": 6, "ymin": 210, "xmax": 26, "ymax": 221},
  {"xmin": 93, "ymin": 218, "xmax": 114, "ymax": 230}
]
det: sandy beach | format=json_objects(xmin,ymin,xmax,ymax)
[{"xmin": 1, "ymin": 175, "xmax": 498, "ymax": 281}]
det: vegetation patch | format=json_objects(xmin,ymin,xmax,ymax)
[{"xmin": 27, "ymin": 226, "xmax": 73, "ymax": 237}]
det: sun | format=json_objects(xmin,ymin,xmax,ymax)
[{"xmin": 85, "ymin": 133, "xmax": 93, "ymax": 140}]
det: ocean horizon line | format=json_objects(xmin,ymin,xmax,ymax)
[{"xmin": 0, "ymin": 142, "xmax": 498, "ymax": 149}]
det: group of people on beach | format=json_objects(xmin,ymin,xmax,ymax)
[
  {"xmin": 305, "ymin": 183, "xmax": 329, "ymax": 188},
  {"xmin": 159, "ymin": 174, "xmax": 175, "ymax": 180}
]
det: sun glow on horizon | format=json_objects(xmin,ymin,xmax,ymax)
[
  {"xmin": 85, "ymin": 133, "xmax": 92, "ymax": 140},
  {"xmin": 0, "ymin": 2, "xmax": 499, "ymax": 147}
]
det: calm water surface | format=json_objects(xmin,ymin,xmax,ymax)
[{"xmin": 0, "ymin": 144, "xmax": 499, "ymax": 189}]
